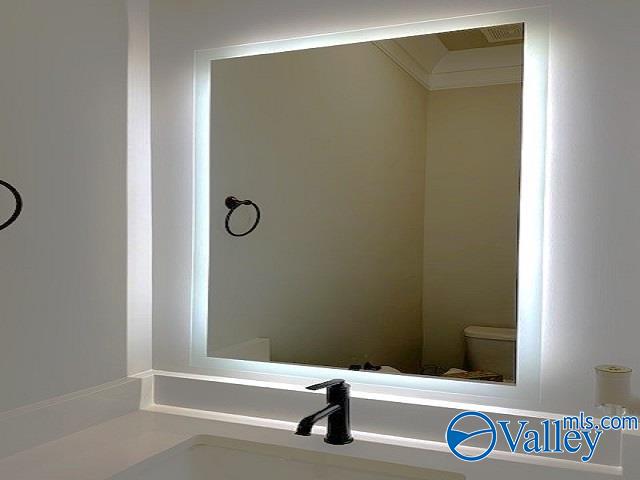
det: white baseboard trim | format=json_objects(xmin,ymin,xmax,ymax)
[{"xmin": 0, "ymin": 377, "xmax": 142, "ymax": 460}]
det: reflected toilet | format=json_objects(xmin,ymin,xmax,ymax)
[{"xmin": 464, "ymin": 326, "xmax": 516, "ymax": 382}]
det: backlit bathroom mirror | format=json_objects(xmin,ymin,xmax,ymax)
[{"xmin": 207, "ymin": 24, "xmax": 524, "ymax": 384}]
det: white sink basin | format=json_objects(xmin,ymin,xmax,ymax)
[{"xmin": 111, "ymin": 435, "xmax": 463, "ymax": 480}]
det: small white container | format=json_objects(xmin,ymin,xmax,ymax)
[{"xmin": 595, "ymin": 365, "xmax": 632, "ymax": 413}]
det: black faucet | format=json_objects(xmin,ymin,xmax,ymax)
[{"xmin": 295, "ymin": 379, "xmax": 353, "ymax": 445}]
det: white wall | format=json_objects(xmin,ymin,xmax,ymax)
[
  {"xmin": 208, "ymin": 43, "xmax": 427, "ymax": 373},
  {"xmin": 150, "ymin": 0, "xmax": 640, "ymax": 415},
  {"xmin": 127, "ymin": 0, "xmax": 153, "ymax": 375},
  {"xmin": 0, "ymin": 0, "xmax": 128, "ymax": 412},
  {"xmin": 422, "ymin": 84, "xmax": 521, "ymax": 370}
]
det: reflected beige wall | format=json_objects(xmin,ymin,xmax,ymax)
[
  {"xmin": 210, "ymin": 42, "xmax": 428, "ymax": 373},
  {"xmin": 210, "ymin": 42, "xmax": 521, "ymax": 374},
  {"xmin": 422, "ymin": 83, "xmax": 522, "ymax": 370}
]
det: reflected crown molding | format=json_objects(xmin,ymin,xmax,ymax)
[{"xmin": 374, "ymin": 39, "xmax": 522, "ymax": 90}]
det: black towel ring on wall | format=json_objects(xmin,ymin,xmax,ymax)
[
  {"xmin": 0, "ymin": 179, "xmax": 22, "ymax": 232},
  {"xmin": 224, "ymin": 196, "xmax": 261, "ymax": 237}
]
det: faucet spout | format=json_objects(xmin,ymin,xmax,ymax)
[
  {"xmin": 295, "ymin": 404, "xmax": 341, "ymax": 436},
  {"xmin": 294, "ymin": 379, "xmax": 354, "ymax": 445}
]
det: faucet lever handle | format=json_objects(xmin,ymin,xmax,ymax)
[{"xmin": 306, "ymin": 379, "xmax": 346, "ymax": 391}]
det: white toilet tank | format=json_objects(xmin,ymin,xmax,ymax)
[{"xmin": 464, "ymin": 326, "xmax": 516, "ymax": 382}]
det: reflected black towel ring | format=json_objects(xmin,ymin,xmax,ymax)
[
  {"xmin": 224, "ymin": 196, "xmax": 261, "ymax": 237},
  {"xmin": 0, "ymin": 179, "xmax": 22, "ymax": 232}
]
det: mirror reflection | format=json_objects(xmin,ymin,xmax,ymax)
[{"xmin": 209, "ymin": 25, "xmax": 523, "ymax": 383}]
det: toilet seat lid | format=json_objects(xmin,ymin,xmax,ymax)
[{"xmin": 464, "ymin": 326, "xmax": 516, "ymax": 341}]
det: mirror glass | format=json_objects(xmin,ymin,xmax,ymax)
[{"xmin": 208, "ymin": 24, "xmax": 523, "ymax": 383}]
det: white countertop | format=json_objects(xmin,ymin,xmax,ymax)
[{"xmin": 0, "ymin": 406, "xmax": 624, "ymax": 480}]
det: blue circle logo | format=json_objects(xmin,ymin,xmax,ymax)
[{"xmin": 446, "ymin": 411, "xmax": 497, "ymax": 462}]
